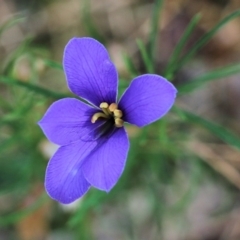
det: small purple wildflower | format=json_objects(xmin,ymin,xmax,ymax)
[{"xmin": 38, "ymin": 37, "xmax": 177, "ymax": 204}]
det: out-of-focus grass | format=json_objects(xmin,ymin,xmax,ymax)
[{"xmin": 1, "ymin": 0, "xmax": 240, "ymax": 239}]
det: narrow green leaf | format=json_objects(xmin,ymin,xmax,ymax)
[
  {"xmin": 178, "ymin": 63, "xmax": 240, "ymax": 94},
  {"xmin": 43, "ymin": 59, "xmax": 63, "ymax": 70},
  {"xmin": 136, "ymin": 39, "xmax": 154, "ymax": 73},
  {"xmin": 148, "ymin": 0, "xmax": 164, "ymax": 66},
  {"xmin": 2, "ymin": 35, "xmax": 33, "ymax": 73},
  {"xmin": 81, "ymin": 0, "xmax": 105, "ymax": 43},
  {"xmin": 0, "ymin": 16, "xmax": 25, "ymax": 37},
  {"xmin": 164, "ymin": 14, "xmax": 201, "ymax": 79},
  {"xmin": 173, "ymin": 10, "xmax": 240, "ymax": 74},
  {"xmin": 0, "ymin": 76, "xmax": 70, "ymax": 99},
  {"xmin": 174, "ymin": 107, "xmax": 240, "ymax": 150},
  {"xmin": 122, "ymin": 53, "xmax": 138, "ymax": 77}
]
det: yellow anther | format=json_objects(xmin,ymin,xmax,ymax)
[
  {"xmin": 91, "ymin": 112, "xmax": 108, "ymax": 123},
  {"xmin": 115, "ymin": 118, "xmax": 124, "ymax": 128},
  {"xmin": 109, "ymin": 103, "xmax": 118, "ymax": 112},
  {"xmin": 100, "ymin": 102, "xmax": 109, "ymax": 109},
  {"xmin": 113, "ymin": 109, "xmax": 123, "ymax": 118},
  {"xmin": 100, "ymin": 102, "xmax": 111, "ymax": 116},
  {"xmin": 91, "ymin": 102, "xmax": 124, "ymax": 128}
]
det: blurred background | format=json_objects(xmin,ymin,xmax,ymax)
[{"xmin": 1, "ymin": 0, "xmax": 240, "ymax": 239}]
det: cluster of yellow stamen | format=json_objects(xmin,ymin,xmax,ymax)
[{"xmin": 91, "ymin": 102, "xmax": 124, "ymax": 127}]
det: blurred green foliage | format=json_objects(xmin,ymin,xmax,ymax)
[{"xmin": 1, "ymin": 0, "xmax": 240, "ymax": 239}]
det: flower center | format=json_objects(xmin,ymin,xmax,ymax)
[{"xmin": 91, "ymin": 102, "xmax": 124, "ymax": 128}]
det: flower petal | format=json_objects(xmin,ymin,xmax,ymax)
[
  {"xmin": 118, "ymin": 74, "xmax": 177, "ymax": 127},
  {"xmin": 82, "ymin": 128, "xmax": 129, "ymax": 191},
  {"xmin": 38, "ymin": 98, "xmax": 98, "ymax": 146},
  {"xmin": 63, "ymin": 37, "xmax": 118, "ymax": 107},
  {"xmin": 45, "ymin": 140, "xmax": 97, "ymax": 204}
]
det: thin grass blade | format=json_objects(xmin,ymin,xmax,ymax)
[
  {"xmin": 43, "ymin": 59, "xmax": 63, "ymax": 70},
  {"xmin": 178, "ymin": 63, "xmax": 240, "ymax": 94},
  {"xmin": 136, "ymin": 39, "xmax": 154, "ymax": 73},
  {"xmin": 122, "ymin": 53, "xmax": 138, "ymax": 77},
  {"xmin": 0, "ymin": 16, "xmax": 25, "ymax": 38},
  {"xmin": 148, "ymin": 0, "xmax": 164, "ymax": 67},
  {"xmin": 164, "ymin": 14, "xmax": 201, "ymax": 79},
  {"xmin": 0, "ymin": 76, "xmax": 70, "ymax": 99},
  {"xmin": 174, "ymin": 107, "xmax": 240, "ymax": 150},
  {"xmin": 173, "ymin": 10, "xmax": 240, "ymax": 74},
  {"xmin": 81, "ymin": 0, "xmax": 105, "ymax": 43}
]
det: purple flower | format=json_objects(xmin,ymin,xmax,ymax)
[{"xmin": 38, "ymin": 37, "xmax": 177, "ymax": 204}]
